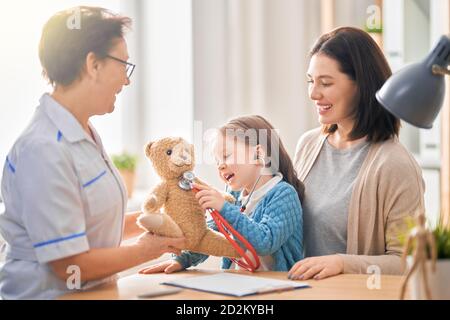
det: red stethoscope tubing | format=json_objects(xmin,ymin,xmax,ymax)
[{"xmin": 192, "ymin": 188, "xmax": 260, "ymax": 272}]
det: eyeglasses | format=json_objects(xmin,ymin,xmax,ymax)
[{"xmin": 106, "ymin": 54, "xmax": 136, "ymax": 79}]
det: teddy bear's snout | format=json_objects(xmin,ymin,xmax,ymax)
[
  {"xmin": 179, "ymin": 152, "xmax": 192, "ymax": 164},
  {"xmin": 171, "ymin": 151, "xmax": 192, "ymax": 166}
]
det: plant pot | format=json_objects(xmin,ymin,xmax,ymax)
[
  {"xmin": 118, "ymin": 169, "xmax": 135, "ymax": 199},
  {"xmin": 407, "ymin": 256, "xmax": 450, "ymax": 299}
]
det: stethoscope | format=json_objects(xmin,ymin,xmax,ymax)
[{"xmin": 178, "ymin": 171, "xmax": 261, "ymax": 272}]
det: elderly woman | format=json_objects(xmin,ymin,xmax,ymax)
[
  {"xmin": 0, "ymin": 6, "xmax": 184, "ymax": 299},
  {"xmin": 289, "ymin": 27, "xmax": 425, "ymax": 280}
]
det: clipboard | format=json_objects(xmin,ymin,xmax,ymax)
[{"xmin": 161, "ymin": 273, "xmax": 310, "ymax": 297}]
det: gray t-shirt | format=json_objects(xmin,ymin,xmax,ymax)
[{"xmin": 303, "ymin": 137, "xmax": 370, "ymax": 258}]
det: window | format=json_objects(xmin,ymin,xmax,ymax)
[
  {"xmin": 0, "ymin": 0, "xmax": 121, "ymax": 180},
  {"xmin": 0, "ymin": 0, "xmax": 194, "ymax": 192}
]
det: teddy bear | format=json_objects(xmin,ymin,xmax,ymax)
[{"xmin": 137, "ymin": 137, "xmax": 240, "ymax": 258}]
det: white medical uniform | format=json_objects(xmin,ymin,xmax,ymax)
[{"xmin": 0, "ymin": 94, "xmax": 127, "ymax": 299}]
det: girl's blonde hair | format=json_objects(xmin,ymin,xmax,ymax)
[{"xmin": 219, "ymin": 115, "xmax": 305, "ymax": 203}]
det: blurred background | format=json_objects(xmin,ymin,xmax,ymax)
[{"xmin": 1, "ymin": 0, "xmax": 449, "ymax": 231}]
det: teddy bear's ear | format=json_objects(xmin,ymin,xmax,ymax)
[{"xmin": 144, "ymin": 142, "xmax": 153, "ymax": 158}]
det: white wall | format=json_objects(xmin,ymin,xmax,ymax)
[
  {"xmin": 123, "ymin": 0, "xmax": 194, "ymax": 190},
  {"xmin": 334, "ymin": 0, "xmax": 374, "ymax": 28}
]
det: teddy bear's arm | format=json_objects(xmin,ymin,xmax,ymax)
[
  {"xmin": 143, "ymin": 182, "xmax": 168, "ymax": 213},
  {"xmin": 137, "ymin": 212, "xmax": 183, "ymax": 237}
]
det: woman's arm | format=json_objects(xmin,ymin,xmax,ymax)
[
  {"xmin": 123, "ymin": 211, "xmax": 144, "ymax": 240},
  {"xmin": 49, "ymin": 233, "xmax": 185, "ymax": 282}
]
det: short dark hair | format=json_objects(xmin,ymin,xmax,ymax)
[
  {"xmin": 310, "ymin": 27, "xmax": 400, "ymax": 142},
  {"xmin": 39, "ymin": 6, "xmax": 132, "ymax": 87}
]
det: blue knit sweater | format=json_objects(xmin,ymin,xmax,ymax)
[{"xmin": 174, "ymin": 181, "xmax": 304, "ymax": 271}]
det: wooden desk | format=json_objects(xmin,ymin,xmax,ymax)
[{"xmin": 61, "ymin": 269, "xmax": 406, "ymax": 300}]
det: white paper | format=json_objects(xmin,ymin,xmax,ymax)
[{"xmin": 161, "ymin": 273, "xmax": 310, "ymax": 297}]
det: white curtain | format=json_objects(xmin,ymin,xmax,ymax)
[{"xmin": 193, "ymin": 0, "xmax": 322, "ymax": 187}]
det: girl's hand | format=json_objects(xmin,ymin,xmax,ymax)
[
  {"xmin": 288, "ymin": 255, "xmax": 344, "ymax": 280},
  {"xmin": 192, "ymin": 183, "xmax": 226, "ymax": 212},
  {"xmin": 139, "ymin": 260, "xmax": 183, "ymax": 274}
]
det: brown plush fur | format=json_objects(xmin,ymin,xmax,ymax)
[{"xmin": 137, "ymin": 137, "xmax": 240, "ymax": 258}]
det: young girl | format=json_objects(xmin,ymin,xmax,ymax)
[{"xmin": 139, "ymin": 115, "xmax": 304, "ymax": 273}]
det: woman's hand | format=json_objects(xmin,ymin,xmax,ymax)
[
  {"xmin": 288, "ymin": 255, "xmax": 344, "ymax": 280},
  {"xmin": 135, "ymin": 232, "xmax": 185, "ymax": 261},
  {"xmin": 139, "ymin": 260, "xmax": 183, "ymax": 274},
  {"xmin": 192, "ymin": 183, "xmax": 226, "ymax": 212}
]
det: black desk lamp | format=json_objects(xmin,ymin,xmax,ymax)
[{"xmin": 376, "ymin": 35, "xmax": 450, "ymax": 129}]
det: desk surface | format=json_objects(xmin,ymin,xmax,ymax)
[{"xmin": 61, "ymin": 269, "xmax": 406, "ymax": 300}]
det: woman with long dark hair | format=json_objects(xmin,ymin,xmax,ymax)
[{"xmin": 289, "ymin": 27, "xmax": 425, "ymax": 280}]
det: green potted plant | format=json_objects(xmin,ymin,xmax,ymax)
[
  {"xmin": 402, "ymin": 218, "xmax": 450, "ymax": 299},
  {"xmin": 111, "ymin": 152, "xmax": 138, "ymax": 198}
]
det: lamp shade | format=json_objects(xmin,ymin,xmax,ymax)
[{"xmin": 376, "ymin": 35, "xmax": 450, "ymax": 129}]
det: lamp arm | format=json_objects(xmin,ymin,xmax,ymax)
[{"xmin": 432, "ymin": 64, "xmax": 450, "ymax": 76}]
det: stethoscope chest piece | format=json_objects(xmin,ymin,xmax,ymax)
[{"xmin": 178, "ymin": 171, "xmax": 196, "ymax": 191}]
